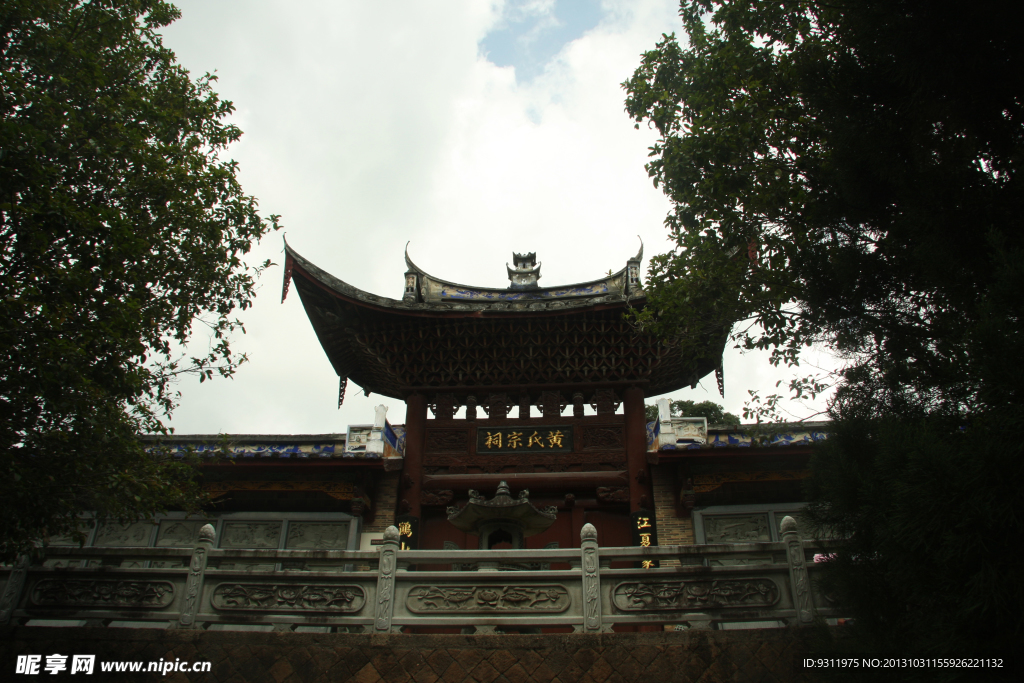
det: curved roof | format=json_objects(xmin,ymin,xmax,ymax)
[
  {"xmin": 283, "ymin": 240, "xmax": 726, "ymax": 401},
  {"xmin": 403, "ymin": 241, "xmax": 644, "ymax": 305}
]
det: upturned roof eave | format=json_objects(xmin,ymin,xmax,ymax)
[{"xmin": 285, "ymin": 241, "xmax": 646, "ymax": 316}]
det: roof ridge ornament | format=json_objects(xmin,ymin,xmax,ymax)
[{"xmin": 507, "ymin": 251, "xmax": 541, "ymax": 290}]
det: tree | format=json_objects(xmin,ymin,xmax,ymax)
[
  {"xmin": 624, "ymin": 0, "xmax": 1022, "ymax": 666},
  {"xmin": 644, "ymin": 399, "xmax": 739, "ymax": 426},
  {"xmin": 0, "ymin": 0, "xmax": 279, "ymax": 560}
]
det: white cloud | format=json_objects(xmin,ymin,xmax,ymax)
[{"xmin": 158, "ymin": 0, "xmax": 833, "ymax": 434}]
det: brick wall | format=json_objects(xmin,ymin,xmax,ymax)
[
  {"xmin": 1, "ymin": 627, "xmax": 823, "ymax": 683},
  {"xmin": 362, "ymin": 471, "xmax": 400, "ymax": 534},
  {"xmin": 651, "ymin": 465, "xmax": 694, "ymax": 570}
]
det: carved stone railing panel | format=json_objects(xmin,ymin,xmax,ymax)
[
  {"xmin": 4, "ymin": 521, "xmax": 835, "ymax": 631},
  {"xmin": 31, "ymin": 579, "xmax": 175, "ymax": 609},
  {"xmin": 218, "ymin": 522, "xmax": 281, "ymax": 549},
  {"xmin": 211, "ymin": 583, "xmax": 364, "ymax": 612},
  {"xmin": 611, "ymin": 578, "xmax": 780, "ymax": 612},
  {"xmin": 285, "ymin": 522, "xmax": 351, "ymax": 550},
  {"xmin": 407, "ymin": 585, "xmax": 569, "ymax": 613},
  {"xmin": 93, "ymin": 521, "xmax": 155, "ymax": 547},
  {"xmin": 156, "ymin": 520, "xmax": 207, "ymax": 547}
]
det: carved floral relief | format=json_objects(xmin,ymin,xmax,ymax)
[
  {"xmin": 31, "ymin": 580, "xmax": 174, "ymax": 608},
  {"xmin": 211, "ymin": 583, "xmax": 365, "ymax": 612},
  {"xmin": 612, "ymin": 579, "xmax": 780, "ymax": 611},
  {"xmin": 407, "ymin": 585, "xmax": 569, "ymax": 613}
]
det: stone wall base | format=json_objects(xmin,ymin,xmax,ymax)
[{"xmin": 1, "ymin": 626, "xmax": 820, "ymax": 682}]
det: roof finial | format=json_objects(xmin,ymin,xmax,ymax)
[{"xmin": 507, "ymin": 252, "xmax": 542, "ymax": 290}]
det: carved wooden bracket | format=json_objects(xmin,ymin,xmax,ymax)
[
  {"xmin": 596, "ymin": 487, "xmax": 629, "ymax": 504},
  {"xmin": 421, "ymin": 490, "xmax": 454, "ymax": 506},
  {"xmin": 590, "ymin": 390, "xmax": 620, "ymax": 416},
  {"xmin": 572, "ymin": 392, "xmax": 585, "ymax": 418},
  {"xmin": 539, "ymin": 391, "xmax": 566, "ymax": 418}
]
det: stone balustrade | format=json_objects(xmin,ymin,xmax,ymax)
[{"xmin": 0, "ymin": 517, "xmax": 837, "ymax": 632}]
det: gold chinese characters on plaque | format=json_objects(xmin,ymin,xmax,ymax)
[{"xmin": 476, "ymin": 426, "xmax": 572, "ymax": 453}]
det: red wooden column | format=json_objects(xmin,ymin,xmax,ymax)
[
  {"xmin": 403, "ymin": 393, "xmax": 428, "ymax": 519},
  {"xmin": 623, "ymin": 386, "xmax": 650, "ymax": 511}
]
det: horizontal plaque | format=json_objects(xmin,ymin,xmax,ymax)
[
  {"xmin": 407, "ymin": 584, "xmax": 570, "ymax": 613},
  {"xmin": 476, "ymin": 426, "xmax": 572, "ymax": 453},
  {"xmin": 212, "ymin": 583, "xmax": 365, "ymax": 612}
]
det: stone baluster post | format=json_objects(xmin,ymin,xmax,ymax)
[
  {"xmin": 580, "ymin": 523, "xmax": 603, "ymax": 632},
  {"xmin": 374, "ymin": 525, "xmax": 400, "ymax": 633},
  {"xmin": 781, "ymin": 515, "xmax": 816, "ymax": 625},
  {"xmin": 0, "ymin": 554, "xmax": 30, "ymax": 625},
  {"xmin": 177, "ymin": 523, "xmax": 215, "ymax": 629}
]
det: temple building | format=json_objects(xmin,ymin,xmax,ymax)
[
  {"xmin": 5, "ymin": 243, "xmax": 826, "ymax": 633},
  {"xmin": 274, "ymin": 241, "xmax": 823, "ymax": 560}
]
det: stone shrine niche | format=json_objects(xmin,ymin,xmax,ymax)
[{"xmin": 702, "ymin": 514, "xmax": 771, "ymax": 543}]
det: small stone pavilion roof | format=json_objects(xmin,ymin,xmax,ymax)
[{"xmin": 282, "ymin": 239, "xmax": 727, "ymax": 402}]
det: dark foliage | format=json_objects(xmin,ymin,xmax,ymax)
[
  {"xmin": 0, "ymin": 0, "xmax": 278, "ymax": 559},
  {"xmin": 625, "ymin": 0, "xmax": 1023, "ymax": 668}
]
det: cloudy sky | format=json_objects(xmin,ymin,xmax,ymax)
[{"xmin": 159, "ymin": 0, "xmax": 834, "ymax": 435}]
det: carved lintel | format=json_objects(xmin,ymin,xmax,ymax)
[
  {"xmin": 421, "ymin": 490, "xmax": 454, "ymax": 506},
  {"xmin": 382, "ymin": 457, "xmax": 405, "ymax": 472},
  {"xmin": 425, "ymin": 429, "xmax": 469, "ymax": 453},
  {"xmin": 612, "ymin": 579, "xmax": 780, "ymax": 611},
  {"xmin": 596, "ymin": 487, "xmax": 629, "ymax": 504},
  {"xmin": 406, "ymin": 584, "xmax": 570, "ymax": 613},
  {"xmin": 579, "ymin": 424, "xmax": 625, "ymax": 450}
]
